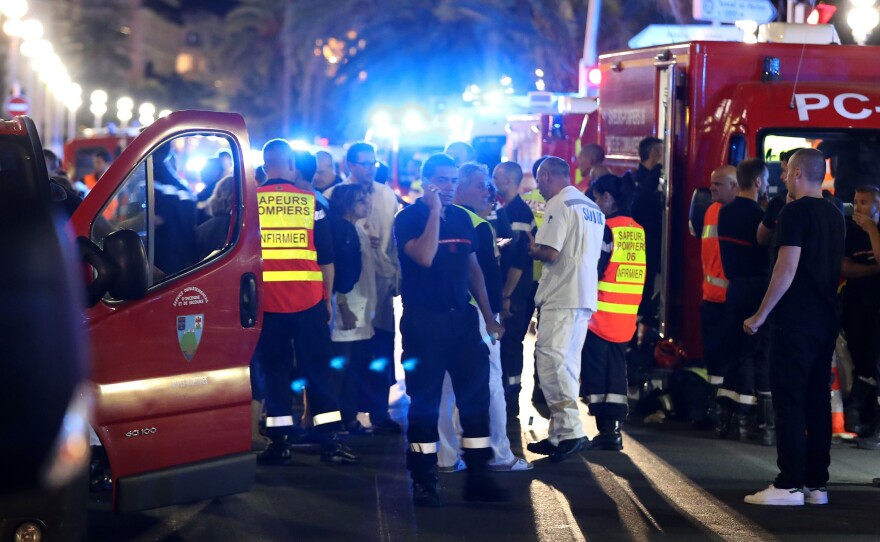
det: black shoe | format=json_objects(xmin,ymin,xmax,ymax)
[
  {"xmin": 412, "ymin": 481, "xmax": 442, "ymax": 507},
  {"xmin": 321, "ymin": 440, "xmax": 359, "ymax": 464},
  {"xmin": 550, "ymin": 437, "xmax": 589, "ymax": 463},
  {"xmin": 526, "ymin": 438, "xmax": 557, "ymax": 456},
  {"xmin": 715, "ymin": 408, "xmax": 732, "ymax": 439},
  {"xmin": 590, "ymin": 433, "xmax": 623, "ymax": 451},
  {"xmin": 372, "ymin": 418, "xmax": 402, "ymax": 435},
  {"xmin": 732, "ymin": 413, "xmax": 750, "ymax": 441},
  {"xmin": 341, "ymin": 420, "xmax": 373, "ymax": 436},
  {"xmin": 464, "ymin": 475, "xmax": 510, "ymax": 503},
  {"xmin": 257, "ymin": 441, "xmax": 292, "ymax": 465}
]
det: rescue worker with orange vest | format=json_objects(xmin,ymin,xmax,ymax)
[
  {"xmin": 700, "ymin": 166, "xmax": 738, "ymax": 430},
  {"xmin": 253, "ymin": 139, "xmax": 358, "ymax": 465},
  {"xmin": 580, "ymin": 173, "xmax": 644, "ymax": 451},
  {"xmin": 717, "ymin": 159, "xmax": 773, "ymax": 445},
  {"xmin": 82, "ymin": 149, "xmax": 111, "ymax": 191}
]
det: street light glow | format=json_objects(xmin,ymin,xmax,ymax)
[
  {"xmin": 0, "ymin": 0, "xmax": 29, "ymax": 20},
  {"xmin": 20, "ymin": 38, "xmax": 51, "ymax": 58},
  {"xmin": 139, "ymin": 102, "xmax": 156, "ymax": 116},
  {"xmin": 19, "ymin": 18, "xmax": 41, "ymax": 40},
  {"xmin": 2, "ymin": 18, "xmax": 22, "ymax": 37},
  {"xmin": 117, "ymin": 96, "xmax": 134, "ymax": 111},
  {"xmin": 90, "ymin": 90, "xmax": 108, "ymax": 105}
]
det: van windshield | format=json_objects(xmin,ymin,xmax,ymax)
[{"xmin": 759, "ymin": 129, "xmax": 880, "ymax": 203}]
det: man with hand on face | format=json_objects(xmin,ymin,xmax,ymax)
[
  {"xmin": 526, "ymin": 157, "xmax": 605, "ymax": 463},
  {"xmin": 743, "ymin": 148, "xmax": 845, "ymax": 506},
  {"xmin": 394, "ymin": 153, "xmax": 508, "ymax": 507}
]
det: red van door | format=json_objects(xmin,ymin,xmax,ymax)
[{"xmin": 69, "ymin": 111, "xmax": 262, "ymax": 512}]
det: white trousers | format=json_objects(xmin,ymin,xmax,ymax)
[
  {"xmin": 535, "ymin": 308, "xmax": 591, "ymax": 445},
  {"xmin": 438, "ymin": 311, "xmax": 514, "ymax": 467}
]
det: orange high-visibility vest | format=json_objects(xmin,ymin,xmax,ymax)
[
  {"xmin": 589, "ymin": 216, "xmax": 646, "ymax": 343},
  {"xmin": 257, "ymin": 183, "xmax": 324, "ymax": 313},
  {"xmin": 701, "ymin": 202, "xmax": 728, "ymax": 303}
]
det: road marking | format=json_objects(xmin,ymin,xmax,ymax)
[
  {"xmin": 529, "ymin": 479, "xmax": 589, "ymax": 542},
  {"xmin": 622, "ymin": 434, "xmax": 778, "ymax": 542}
]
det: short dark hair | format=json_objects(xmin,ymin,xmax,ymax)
[
  {"xmin": 496, "ymin": 161, "xmax": 524, "ymax": 186},
  {"xmin": 779, "ymin": 148, "xmax": 800, "ymax": 163},
  {"xmin": 421, "ymin": 153, "xmax": 457, "ymax": 179},
  {"xmin": 293, "ymin": 150, "xmax": 317, "ymax": 182},
  {"xmin": 790, "ymin": 148, "xmax": 826, "ymax": 184},
  {"xmin": 262, "ymin": 138, "xmax": 292, "ymax": 170},
  {"xmin": 736, "ymin": 158, "xmax": 767, "ymax": 190},
  {"xmin": 638, "ymin": 137, "xmax": 662, "ymax": 162},
  {"xmin": 329, "ymin": 183, "xmax": 367, "ymax": 217},
  {"xmin": 581, "ymin": 143, "xmax": 605, "ymax": 163},
  {"xmin": 94, "ymin": 149, "xmax": 113, "ymax": 162},
  {"xmin": 855, "ymin": 184, "xmax": 880, "ymax": 199},
  {"xmin": 539, "ymin": 156, "xmax": 570, "ymax": 179},
  {"xmin": 346, "ymin": 142, "xmax": 375, "ymax": 164}
]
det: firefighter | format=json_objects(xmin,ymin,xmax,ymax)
[
  {"xmin": 581, "ymin": 173, "xmax": 644, "ymax": 451},
  {"xmin": 492, "ymin": 161, "xmax": 536, "ymax": 412},
  {"xmin": 253, "ymin": 139, "xmax": 358, "ymax": 465},
  {"xmin": 717, "ymin": 159, "xmax": 773, "ymax": 445},
  {"xmin": 526, "ymin": 157, "xmax": 605, "ymax": 463},
  {"xmin": 394, "ymin": 153, "xmax": 507, "ymax": 507},
  {"xmin": 82, "ymin": 149, "xmax": 111, "ymax": 191},
  {"xmin": 700, "ymin": 166, "xmax": 738, "ymax": 431}
]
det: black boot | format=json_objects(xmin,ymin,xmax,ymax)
[
  {"xmin": 257, "ymin": 436, "xmax": 293, "ymax": 466},
  {"xmin": 857, "ymin": 405, "xmax": 880, "ymax": 451},
  {"xmin": 731, "ymin": 411, "xmax": 750, "ymax": 441},
  {"xmin": 408, "ymin": 451, "xmax": 441, "ymax": 507},
  {"xmin": 845, "ymin": 379, "xmax": 876, "ymax": 436},
  {"xmin": 715, "ymin": 405, "xmax": 733, "ymax": 438},
  {"xmin": 758, "ymin": 395, "xmax": 776, "ymax": 447},
  {"xmin": 320, "ymin": 432, "xmax": 359, "ymax": 464},
  {"xmin": 463, "ymin": 448, "xmax": 509, "ymax": 503},
  {"xmin": 590, "ymin": 418, "xmax": 623, "ymax": 451}
]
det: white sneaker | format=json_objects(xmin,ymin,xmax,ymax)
[
  {"xmin": 804, "ymin": 486, "xmax": 828, "ymax": 505},
  {"xmin": 489, "ymin": 457, "xmax": 533, "ymax": 472},
  {"xmin": 744, "ymin": 484, "xmax": 805, "ymax": 506}
]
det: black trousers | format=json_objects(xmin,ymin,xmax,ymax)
[
  {"xmin": 366, "ymin": 328, "xmax": 395, "ymax": 422},
  {"xmin": 719, "ymin": 278, "xmax": 771, "ymax": 413},
  {"xmin": 700, "ymin": 300, "xmax": 730, "ymax": 384},
  {"xmin": 254, "ymin": 303, "xmax": 340, "ymax": 435},
  {"xmin": 401, "ymin": 305, "xmax": 490, "ymax": 460},
  {"xmin": 500, "ymin": 286, "xmax": 535, "ymax": 394},
  {"xmin": 841, "ymin": 300, "xmax": 880, "ymax": 382},
  {"xmin": 770, "ymin": 320, "xmax": 837, "ymax": 489},
  {"xmin": 581, "ymin": 332, "xmax": 628, "ymax": 421},
  {"xmin": 333, "ymin": 339, "xmax": 381, "ymax": 424}
]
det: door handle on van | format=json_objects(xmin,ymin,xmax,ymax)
[{"xmin": 240, "ymin": 273, "xmax": 258, "ymax": 328}]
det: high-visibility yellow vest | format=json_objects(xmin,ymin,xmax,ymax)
[
  {"xmin": 589, "ymin": 215, "xmax": 646, "ymax": 343},
  {"xmin": 257, "ymin": 183, "xmax": 324, "ymax": 313}
]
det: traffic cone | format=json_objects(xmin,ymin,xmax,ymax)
[{"xmin": 831, "ymin": 358, "xmax": 857, "ymax": 440}]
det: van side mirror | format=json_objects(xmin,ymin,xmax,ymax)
[
  {"xmin": 77, "ymin": 230, "xmax": 148, "ymax": 306},
  {"xmin": 689, "ymin": 188, "xmax": 712, "ymax": 237}
]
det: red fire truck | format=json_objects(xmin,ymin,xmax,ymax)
[
  {"xmin": 593, "ymin": 33, "xmax": 880, "ymax": 360},
  {"xmin": 1, "ymin": 111, "xmax": 262, "ymax": 539}
]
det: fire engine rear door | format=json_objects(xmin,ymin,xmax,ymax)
[{"xmin": 70, "ymin": 111, "xmax": 262, "ymax": 512}]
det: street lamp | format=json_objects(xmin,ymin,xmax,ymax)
[
  {"xmin": 848, "ymin": 0, "xmax": 880, "ymax": 45},
  {"xmin": 0, "ymin": 0, "xmax": 29, "ymax": 20},
  {"xmin": 63, "ymin": 82, "xmax": 81, "ymax": 141},
  {"xmin": 138, "ymin": 102, "xmax": 155, "ymax": 126},
  {"xmin": 116, "ymin": 96, "xmax": 133, "ymax": 128},
  {"xmin": 90, "ymin": 89, "xmax": 107, "ymax": 129}
]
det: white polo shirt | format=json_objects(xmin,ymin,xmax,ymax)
[{"xmin": 534, "ymin": 185, "xmax": 605, "ymax": 311}]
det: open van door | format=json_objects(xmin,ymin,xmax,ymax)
[{"xmin": 70, "ymin": 111, "xmax": 262, "ymax": 513}]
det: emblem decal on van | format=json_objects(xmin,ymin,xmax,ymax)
[{"xmin": 177, "ymin": 314, "xmax": 204, "ymax": 361}]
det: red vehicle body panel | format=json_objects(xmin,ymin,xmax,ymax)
[
  {"xmin": 69, "ymin": 111, "xmax": 262, "ymax": 509},
  {"xmin": 582, "ymin": 41, "xmax": 880, "ymax": 360}
]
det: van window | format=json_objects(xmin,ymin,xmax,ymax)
[
  {"xmin": 728, "ymin": 134, "xmax": 746, "ymax": 166},
  {"xmin": 759, "ymin": 130, "xmax": 880, "ymax": 202},
  {"xmin": 90, "ymin": 133, "xmax": 240, "ymax": 290}
]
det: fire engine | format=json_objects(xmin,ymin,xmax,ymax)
[
  {"xmin": 1, "ymin": 112, "xmax": 262, "ymax": 539},
  {"xmin": 535, "ymin": 24, "xmax": 880, "ymax": 361}
]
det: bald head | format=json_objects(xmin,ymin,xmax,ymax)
[
  {"xmin": 262, "ymin": 139, "xmax": 294, "ymax": 180},
  {"xmin": 785, "ymin": 148, "xmax": 826, "ymax": 199},
  {"xmin": 536, "ymin": 156, "xmax": 571, "ymax": 200},
  {"xmin": 314, "ymin": 150, "xmax": 336, "ymax": 190},
  {"xmin": 709, "ymin": 165, "xmax": 738, "ymax": 205}
]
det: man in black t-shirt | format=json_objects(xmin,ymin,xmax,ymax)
[
  {"xmin": 394, "ymin": 153, "xmax": 507, "ymax": 507},
  {"xmin": 842, "ymin": 186, "xmax": 880, "ymax": 438},
  {"xmin": 492, "ymin": 161, "xmax": 536, "ymax": 406},
  {"xmin": 744, "ymin": 148, "xmax": 845, "ymax": 506},
  {"xmin": 717, "ymin": 159, "xmax": 773, "ymax": 445}
]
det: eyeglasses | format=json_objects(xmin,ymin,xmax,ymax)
[{"xmin": 351, "ymin": 161, "xmax": 379, "ymax": 168}]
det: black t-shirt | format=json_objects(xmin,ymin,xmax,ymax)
[
  {"xmin": 460, "ymin": 206, "xmax": 503, "ymax": 314},
  {"xmin": 329, "ymin": 213, "xmax": 361, "ymax": 294},
  {"xmin": 761, "ymin": 193, "xmax": 786, "ymax": 230},
  {"xmin": 718, "ymin": 197, "xmax": 769, "ymax": 280},
  {"xmin": 499, "ymin": 194, "xmax": 535, "ymax": 287},
  {"xmin": 773, "ymin": 196, "xmax": 845, "ymax": 326},
  {"xmin": 843, "ymin": 219, "xmax": 880, "ymax": 308},
  {"xmin": 395, "ymin": 200, "xmax": 476, "ymax": 311},
  {"xmin": 631, "ymin": 164, "xmax": 662, "ymax": 275}
]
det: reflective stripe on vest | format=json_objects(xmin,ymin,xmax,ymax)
[
  {"xmin": 456, "ymin": 205, "xmax": 497, "ymax": 306},
  {"xmin": 589, "ymin": 216, "xmax": 646, "ymax": 343},
  {"xmin": 701, "ymin": 202, "xmax": 727, "ymax": 303},
  {"xmin": 258, "ymin": 183, "xmax": 324, "ymax": 313}
]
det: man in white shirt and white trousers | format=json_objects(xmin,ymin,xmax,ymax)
[{"xmin": 525, "ymin": 156, "xmax": 605, "ymax": 463}]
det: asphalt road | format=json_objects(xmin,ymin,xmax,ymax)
[{"xmin": 88, "ymin": 334, "xmax": 880, "ymax": 541}]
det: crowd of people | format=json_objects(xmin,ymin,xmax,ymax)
[{"xmin": 63, "ymin": 131, "xmax": 880, "ymax": 508}]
